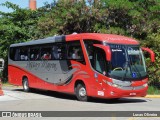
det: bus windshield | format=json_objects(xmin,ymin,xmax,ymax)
[{"xmin": 108, "ymin": 44, "xmax": 147, "ymax": 80}]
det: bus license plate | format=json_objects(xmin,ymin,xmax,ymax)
[{"xmin": 130, "ymin": 93, "xmax": 136, "ymax": 96}]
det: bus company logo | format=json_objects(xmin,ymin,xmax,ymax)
[
  {"xmin": 2, "ymin": 112, "xmax": 11, "ymax": 117},
  {"xmin": 26, "ymin": 61, "xmax": 57, "ymax": 71}
]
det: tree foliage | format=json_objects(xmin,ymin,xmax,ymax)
[
  {"xmin": 0, "ymin": 2, "xmax": 43, "ymax": 81},
  {"xmin": 0, "ymin": 0, "xmax": 159, "ymax": 83},
  {"xmin": 0, "ymin": 2, "xmax": 42, "ymax": 58}
]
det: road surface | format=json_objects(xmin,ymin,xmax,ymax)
[{"xmin": 0, "ymin": 86, "xmax": 159, "ymax": 120}]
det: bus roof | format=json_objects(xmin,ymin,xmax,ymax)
[
  {"xmin": 66, "ymin": 33, "xmax": 139, "ymax": 45},
  {"xmin": 10, "ymin": 33, "xmax": 139, "ymax": 47},
  {"xmin": 10, "ymin": 35, "xmax": 65, "ymax": 47}
]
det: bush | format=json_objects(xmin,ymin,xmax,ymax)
[{"xmin": 147, "ymin": 86, "xmax": 160, "ymax": 95}]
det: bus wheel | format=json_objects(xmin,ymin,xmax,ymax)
[
  {"xmin": 76, "ymin": 84, "xmax": 88, "ymax": 101},
  {"xmin": 22, "ymin": 78, "xmax": 30, "ymax": 92}
]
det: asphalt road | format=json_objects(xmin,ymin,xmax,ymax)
[{"xmin": 0, "ymin": 86, "xmax": 160, "ymax": 120}]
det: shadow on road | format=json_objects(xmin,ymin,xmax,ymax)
[
  {"xmin": 11, "ymin": 88, "xmax": 147, "ymax": 104},
  {"xmin": 90, "ymin": 97, "xmax": 147, "ymax": 104}
]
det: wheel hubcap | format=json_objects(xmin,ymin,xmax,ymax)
[{"xmin": 79, "ymin": 87, "xmax": 86, "ymax": 97}]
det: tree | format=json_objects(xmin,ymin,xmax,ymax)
[
  {"xmin": 0, "ymin": 2, "xmax": 42, "ymax": 81},
  {"xmin": 0, "ymin": 0, "xmax": 159, "ymax": 83},
  {"xmin": 37, "ymin": 0, "xmax": 109, "ymax": 35}
]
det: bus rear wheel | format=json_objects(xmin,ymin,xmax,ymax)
[
  {"xmin": 75, "ymin": 84, "xmax": 88, "ymax": 101},
  {"xmin": 22, "ymin": 78, "xmax": 30, "ymax": 92}
]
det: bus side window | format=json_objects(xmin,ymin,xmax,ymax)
[
  {"xmin": 67, "ymin": 41, "xmax": 85, "ymax": 64},
  {"xmin": 30, "ymin": 48, "xmax": 40, "ymax": 61},
  {"xmin": 14, "ymin": 49, "xmax": 19, "ymax": 61},
  {"xmin": 94, "ymin": 48, "xmax": 107, "ymax": 74},
  {"xmin": 56, "ymin": 44, "xmax": 66, "ymax": 60},
  {"xmin": 19, "ymin": 47, "xmax": 28, "ymax": 61},
  {"xmin": 68, "ymin": 46, "xmax": 81, "ymax": 59},
  {"xmin": 10, "ymin": 47, "xmax": 19, "ymax": 61},
  {"xmin": 86, "ymin": 44, "xmax": 94, "ymax": 65},
  {"xmin": 84, "ymin": 43, "xmax": 94, "ymax": 67},
  {"xmin": 52, "ymin": 46, "xmax": 59, "ymax": 60},
  {"xmin": 41, "ymin": 47, "xmax": 52, "ymax": 60}
]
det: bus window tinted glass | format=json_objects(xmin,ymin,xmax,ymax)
[
  {"xmin": 30, "ymin": 48, "xmax": 40, "ymax": 61},
  {"xmin": 84, "ymin": 40, "xmax": 101, "ymax": 67},
  {"xmin": 55, "ymin": 44, "xmax": 66, "ymax": 60},
  {"xmin": 67, "ymin": 41, "xmax": 85, "ymax": 64},
  {"xmin": 41, "ymin": 47, "xmax": 52, "ymax": 60},
  {"xmin": 10, "ymin": 47, "xmax": 18, "ymax": 61},
  {"xmin": 94, "ymin": 47, "xmax": 107, "ymax": 75},
  {"xmin": 52, "ymin": 46, "xmax": 59, "ymax": 60},
  {"xmin": 10, "ymin": 47, "xmax": 28, "ymax": 61},
  {"xmin": 19, "ymin": 47, "xmax": 28, "ymax": 61}
]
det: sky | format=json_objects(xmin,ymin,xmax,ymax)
[{"xmin": 0, "ymin": 0, "xmax": 54, "ymax": 13}]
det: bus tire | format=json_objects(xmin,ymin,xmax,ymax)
[
  {"xmin": 22, "ymin": 78, "xmax": 30, "ymax": 92},
  {"xmin": 75, "ymin": 83, "xmax": 88, "ymax": 101}
]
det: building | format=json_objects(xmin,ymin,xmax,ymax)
[{"xmin": 29, "ymin": 0, "xmax": 37, "ymax": 10}]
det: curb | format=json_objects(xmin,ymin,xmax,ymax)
[{"xmin": 145, "ymin": 95, "xmax": 160, "ymax": 98}]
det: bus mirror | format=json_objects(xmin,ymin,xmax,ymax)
[
  {"xmin": 141, "ymin": 47, "xmax": 155, "ymax": 62},
  {"xmin": 93, "ymin": 44, "xmax": 111, "ymax": 61}
]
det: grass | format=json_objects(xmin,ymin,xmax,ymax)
[
  {"xmin": 147, "ymin": 86, "xmax": 160, "ymax": 95},
  {"xmin": 2, "ymin": 82, "xmax": 11, "ymax": 86}
]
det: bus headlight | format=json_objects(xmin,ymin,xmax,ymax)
[
  {"xmin": 143, "ymin": 83, "xmax": 148, "ymax": 87},
  {"xmin": 105, "ymin": 81, "xmax": 119, "ymax": 88}
]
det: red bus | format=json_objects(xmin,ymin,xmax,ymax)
[{"xmin": 8, "ymin": 33, "xmax": 155, "ymax": 101}]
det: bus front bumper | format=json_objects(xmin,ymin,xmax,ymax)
[{"xmin": 95, "ymin": 84, "xmax": 148, "ymax": 99}]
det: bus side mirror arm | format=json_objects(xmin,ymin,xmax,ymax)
[
  {"xmin": 141, "ymin": 47, "xmax": 155, "ymax": 62},
  {"xmin": 93, "ymin": 44, "xmax": 111, "ymax": 61}
]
